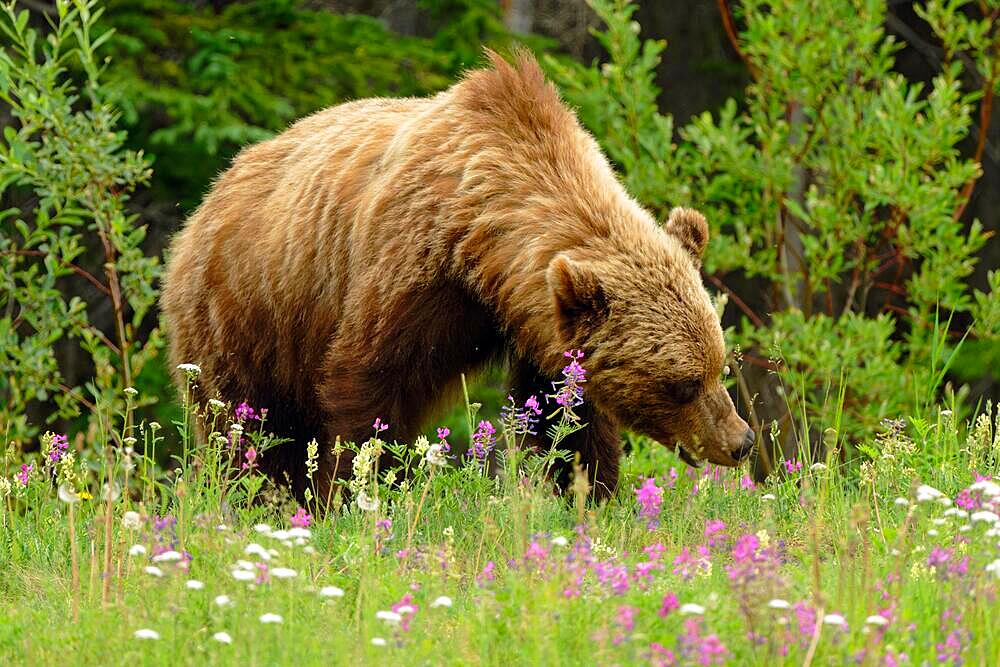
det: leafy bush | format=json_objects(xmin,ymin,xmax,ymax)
[
  {"xmin": 548, "ymin": 0, "xmax": 1000, "ymax": 463},
  {"xmin": 99, "ymin": 0, "xmax": 542, "ymax": 212},
  {"xmin": 0, "ymin": 0, "xmax": 159, "ymax": 445}
]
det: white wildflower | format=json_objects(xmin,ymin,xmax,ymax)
[
  {"xmin": 679, "ymin": 604, "xmax": 705, "ymax": 616},
  {"xmin": 371, "ymin": 637, "xmax": 387, "ymax": 647},
  {"xmin": 810, "ymin": 463, "xmax": 827, "ymax": 471},
  {"xmin": 986, "ymin": 559, "xmax": 1000, "ymax": 577},
  {"xmin": 865, "ymin": 615, "xmax": 889, "ymax": 626},
  {"xmin": 767, "ymin": 599, "xmax": 791, "ymax": 610},
  {"xmin": 271, "ymin": 567, "xmax": 297, "ymax": 579},
  {"xmin": 245, "ymin": 543, "xmax": 271, "ymax": 560},
  {"xmin": 122, "ymin": 511, "xmax": 142, "ymax": 530},
  {"xmin": 186, "ymin": 579, "xmax": 205, "ymax": 590},
  {"xmin": 213, "ymin": 631, "xmax": 233, "ymax": 644},
  {"xmin": 970, "ymin": 510, "xmax": 999, "ymax": 524},
  {"xmin": 214, "ymin": 594, "xmax": 232, "ymax": 607},
  {"xmin": 208, "ymin": 399, "xmax": 225, "ymax": 410},
  {"xmin": 551, "ymin": 536, "xmax": 569, "ymax": 547},
  {"xmin": 970, "ymin": 480, "xmax": 1000, "ymax": 497},
  {"xmin": 133, "ymin": 629, "xmax": 160, "ymax": 640},
  {"xmin": 943, "ymin": 508, "xmax": 968, "ymax": 518},
  {"xmin": 430, "ymin": 596, "xmax": 453, "ymax": 608},
  {"xmin": 823, "ymin": 614, "xmax": 847, "ymax": 627},
  {"xmin": 319, "ymin": 586, "xmax": 345, "ymax": 598},
  {"xmin": 357, "ymin": 490, "xmax": 380, "ymax": 512},
  {"xmin": 287, "ymin": 527, "xmax": 312, "ymax": 539},
  {"xmin": 425, "ymin": 443, "xmax": 447, "ymax": 467},
  {"xmin": 129, "ymin": 544, "xmax": 147, "ymax": 557},
  {"xmin": 152, "ymin": 550, "xmax": 183, "ymax": 563},
  {"xmin": 893, "ymin": 497, "xmax": 909, "ymax": 507},
  {"xmin": 177, "ymin": 363, "xmax": 202, "ymax": 377},
  {"xmin": 58, "ymin": 484, "xmax": 80, "ymax": 504},
  {"xmin": 762, "ymin": 493, "xmax": 777, "ymax": 501},
  {"xmin": 259, "ymin": 613, "xmax": 283, "ymax": 624},
  {"xmin": 144, "ymin": 566, "xmax": 164, "ymax": 578},
  {"xmin": 915, "ymin": 484, "xmax": 944, "ymax": 502},
  {"xmin": 235, "ymin": 559, "xmax": 255, "ymax": 571},
  {"xmin": 232, "ymin": 569, "xmax": 255, "ymax": 581},
  {"xmin": 376, "ymin": 610, "xmax": 402, "ymax": 623}
]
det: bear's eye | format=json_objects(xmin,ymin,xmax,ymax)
[{"xmin": 665, "ymin": 379, "xmax": 701, "ymax": 405}]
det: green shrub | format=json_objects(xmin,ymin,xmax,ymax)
[
  {"xmin": 548, "ymin": 0, "xmax": 1000, "ymax": 462},
  {"xmin": 0, "ymin": 0, "xmax": 159, "ymax": 445}
]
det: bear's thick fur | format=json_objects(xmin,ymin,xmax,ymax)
[{"xmin": 162, "ymin": 51, "xmax": 753, "ymax": 500}]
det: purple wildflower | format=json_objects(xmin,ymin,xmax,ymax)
[
  {"xmin": 551, "ymin": 349, "xmax": 587, "ymax": 410},
  {"xmin": 636, "ymin": 477, "xmax": 664, "ymax": 529},
  {"xmin": 783, "ymin": 459, "xmax": 803, "ymax": 474},
  {"xmin": 235, "ymin": 401, "xmax": 263, "ymax": 422},
  {"xmin": 501, "ymin": 394, "xmax": 543, "ymax": 436},
  {"xmin": 372, "ymin": 417, "xmax": 389, "ymax": 433},
  {"xmin": 648, "ymin": 642, "xmax": 677, "ymax": 667},
  {"xmin": 47, "ymin": 434, "xmax": 69, "ymax": 463},
  {"xmin": 436, "ymin": 426, "xmax": 451, "ymax": 452},
  {"xmin": 15, "ymin": 463, "xmax": 32, "ymax": 486},
  {"xmin": 467, "ymin": 420, "xmax": 496, "ymax": 464},
  {"xmin": 740, "ymin": 475, "xmax": 756, "ymax": 491}
]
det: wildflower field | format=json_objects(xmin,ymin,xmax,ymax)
[{"xmin": 2, "ymin": 355, "xmax": 999, "ymax": 666}]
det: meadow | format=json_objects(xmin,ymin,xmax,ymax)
[
  {"xmin": 3, "ymin": 0, "xmax": 1000, "ymax": 664},
  {"xmin": 2, "ymin": 359, "xmax": 999, "ymax": 665}
]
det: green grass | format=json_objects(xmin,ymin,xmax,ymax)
[{"xmin": 1, "ymin": 386, "xmax": 999, "ymax": 665}]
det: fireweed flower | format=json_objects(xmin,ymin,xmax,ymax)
[
  {"xmin": 704, "ymin": 520, "xmax": 727, "ymax": 548},
  {"xmin": 672, "ymin": 545, "xmax": 712, "ymax": 581},
  {"xmin": 782, "ymin": 459, "xmax": 802, "ymax": 474},
  {"xmin": 290, "ymin": 507, "xmax": 312, "ymax": 528},
  {"xmin": 613, "ymin": 605, "xmax": 640, "ymax": 645},
  {"xmin": 550, "ymin": 349, "xmax": 587, "ymax": 410},
  {"xmin": 727, "ymin": 534, "xmax": 785, "ymax": 629},
  {"xmin": 391, "ymin": 593, "xmax": 419, "ymax": 631},
  {"xmin": 477, "ymin": 560, "xmax": 496, "ymax": 587},
  {"xmin": 523, "ymin": 539, "xmax": 550, "ymax": 572},
  {"xmin": 635, "ymin": 477, "xmax": 664, "ymax": 529},
  {"xmin": 372, "ymin": 418, "xmax": 389, "ymax": 434},
  {"xmin": 467, "ymin": 420, "xmax": 497, "ymax": 464},
  {"xmin": 678, "ymin": 618, "xmax": 728, "ymax": 665},
  {"xmin": 658, "ymin": 592, "xmax": 680, "ymax": 617}
]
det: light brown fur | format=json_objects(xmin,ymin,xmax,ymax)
[{"xmin": 161, "ymin": 50, "xmax": 752, "ymax": 500}]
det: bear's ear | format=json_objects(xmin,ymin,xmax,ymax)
[
  {"xmin": 547, "ymin": 254, "xmax": 608, "ymax": 344},
  {"xmin": 664, "ymin": 207, "xmax": 709, "ymax": 265}
]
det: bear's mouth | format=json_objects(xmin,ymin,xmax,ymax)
[{"xmin": 676, "ymin": 445, "xmax": 704, "ymax": 469}]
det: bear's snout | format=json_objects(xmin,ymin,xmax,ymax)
[{"xmin": 731, "ymin": 428, "xmax": 756, "ymax": 461}]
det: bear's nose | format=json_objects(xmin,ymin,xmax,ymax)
[{"xmin": 732, "ymin": 429, "xmax": 756, "ymax": 461}]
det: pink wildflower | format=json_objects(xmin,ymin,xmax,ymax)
[
  {"xmin": 290, "ymin": 507, "xmax": 312, "ymax": 528},
  {"xmin": 636, "ymin": 477, "xmax": 664, "ymax": 529},
  {"xmin": 15, "ymin": 463, "xmax": 32, "ymax": 486},
  {"xmin": 658, "ymin": 592, "xmax": 680, "ymax": 617}
]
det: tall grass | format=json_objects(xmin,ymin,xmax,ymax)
[{"xmin": 1, "ymin": 366, "xmax": 999, "ymax": 665}]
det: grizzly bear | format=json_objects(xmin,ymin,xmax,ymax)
[{"xmin": 161, "ymin": 50, "xmax": 754, "ymax": 501}]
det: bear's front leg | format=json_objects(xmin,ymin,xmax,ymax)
[{"xmin": 510, "ymin": 358, "xmax": 623, "ymax": 501}]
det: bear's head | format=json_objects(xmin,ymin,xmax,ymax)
[{"xmin": 546, "ymin": 206, "xmax": 755, "ymax": 467}]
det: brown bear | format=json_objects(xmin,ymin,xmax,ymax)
[{"xmin": 161, "ymin": 50, "xmax": 754, "ymax": 501}]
